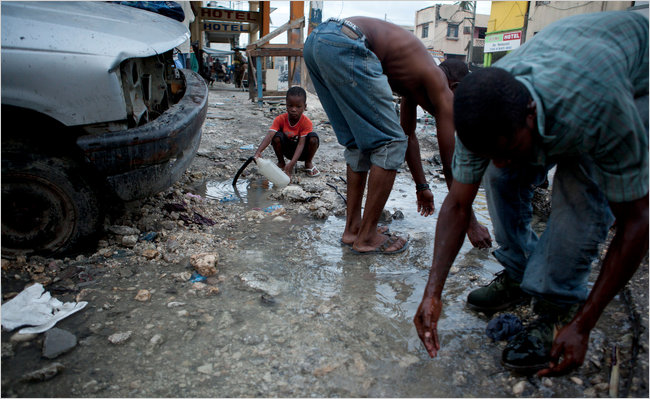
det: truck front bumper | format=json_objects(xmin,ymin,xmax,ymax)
[{"xmin": 77, "ymin": 69, "xmax": 208, "ymax": 201}]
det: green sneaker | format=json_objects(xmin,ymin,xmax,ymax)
[
  {"xmin": 501, "ymin": 300, "xmax": 580, "ymax": 373},
  {"xmin": 467, "ymin": 271, "xmax": 530, "ymax": 312}
]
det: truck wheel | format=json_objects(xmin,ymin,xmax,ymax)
[{"xmin": 1, "ymin": 154, "xmax": 103, "ymax": 257}]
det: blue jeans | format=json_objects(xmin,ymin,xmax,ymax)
[
  {"xmin": 304, "ymin": 19, "xmax": 407, "ymax": 171},
  {"xmin": 484, "ymin": 157, "xmax": 614, "ymax": 304}
]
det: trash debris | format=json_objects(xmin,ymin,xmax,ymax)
[
  {"xmin": 486, "ymin": 313, "xmax": 524, "ymax": 342},
  {"xmin": 220, "ymin": 194, "xmax": 238, "ymax": 203},
  {"xmin": 185, "ymin": 193, "xmax": 203, "ymax": 200},
  {"xmin": 139, "ymin": 231, "xmax": 158, "ymax": 242},
  {"xmin": 263, "ymin": 204, "xmax": 283, "ymax": 213},
  {"xmin": 163, "ymin": 202, "xmax": 187, "ymax": 213},
  {"xmin": 180, "ymin": 211, "xmax": 216, "ymax": 226},
  {"xmin": 1, "ymin": 283, "xmax": 87, "ymax": 334},
  {"xmin": 239, "ymin": 144, "xmax": 255, "ymax": 150},
  {"xmin": 189, "ymin": 271, "xmax": 207, "ymax": 283}
]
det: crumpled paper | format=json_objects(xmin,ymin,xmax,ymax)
[{"xmin": 1, "ymin": 283, "xmax": 87, "ymax": 334}]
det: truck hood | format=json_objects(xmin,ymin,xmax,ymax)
[{"xmin": 1, "ymin": 1, "xmax": 189, "ymax": 71}]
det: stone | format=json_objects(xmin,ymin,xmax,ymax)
[
  {"xmin": 190, "ymin": 253, "xmax": 218, "ymax": 276},
  {"xmin": 134, "ymin": 289, "xmax": 151, "ymax": 302},
  {"xmin": 108, "ymin": 331, "xmax": 132, "ymax": 344},
  {"xmin": 21, "ymin": 363, "xmax": 64, "ymax": 382},
  {"xmin": 42, "ymin": 328, "xmax": 77, "ymax": 359},
  {"xmin": 570, "ymin": 376, "xmax": 583, "ymax": 386},
  {"xmin": 197, "ymin": 364, "xmax": 213, "ymax": 375},
  {"xmin": 150, "ymin": 334, "xmax": 164, "ymax": 346},
  {"xmin": 122, "ymin": 235, "xmax": 138, "ymax": 248},
  {"xmin": 108, "ymin": 225, "xmax": 140, "ymax": 235},
  {"xmin": 10, "ymin": 332, "xmax": 38, "ymax": 343},
  {"xmin": 141, "ymin": 249, "xmax": 159, "ymax": 259},
  {"xmin": 512, "ymin": 381, "xmax": 526, "ymax": 395},
  {"xmin": 2, "ymin": 342, "xmax": 14, "ymax": 358}
]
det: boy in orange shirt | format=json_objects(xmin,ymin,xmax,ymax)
[{"xmin": 254, "ymin": 86, "xmax": 320, "ymax": 178}]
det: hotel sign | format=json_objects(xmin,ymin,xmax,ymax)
[
  {"xmin": 484, "ymin": 30, "xmax": 522, "ymax": 53},
  {"xmin": 203, "ymin": 22, "xmax": 251, "ymax": 33},
  {"xmin": 200, "ymin": 8, "xmax": 260, "ymax": 24}
]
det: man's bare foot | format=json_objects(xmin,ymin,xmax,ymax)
[
  {"xmin": 340, "ymin": 225, "xmax": 390, "ymax": 246},
  {"xmin": 350, "ymin": 234, "xmax": 409, "ymax": 255}
]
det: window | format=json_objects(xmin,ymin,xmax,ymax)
[
  {"xmin": 447, "ymin": 24, "xmax": 459, "ymax": 38},
  {"xmin": 447, "ymin": 24, "xmax": 458, "ymax": 38},
  {"xmin": 421, "ymin": 23, "xmax": 429, "ymax": 39},
  {"xmin": 463, "ymin": 26, "xmax": 471, "ymax": 35}
]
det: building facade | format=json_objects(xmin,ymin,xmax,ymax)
[
  {"xmin": 484, "ymin": 1, "xmax": 639, "ymax": 66},
  {"xmin": 415, "ymin": 4, "xmax": 489, "ymax": 65}
]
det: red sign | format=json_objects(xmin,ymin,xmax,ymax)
[{"xmin": 503, "ymin": 32, "xmax": 521, "ymax": 41}]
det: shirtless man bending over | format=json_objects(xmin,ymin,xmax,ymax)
[{"xmin": 304, "ymin": 17, "xmax": 491, "ymax": 254}]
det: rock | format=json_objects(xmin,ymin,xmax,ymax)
[
  {"xmin": 10, "ymin": 332, "xmax": 38, "ymax": 343},
  {"xmin": 108, "ymin": 331, "xmax": 132, "ymax": 344},
  {"xmin": 2, "ymin": 342, "xmax": 14, "ymax": 358},
  {"xmin": 378, "ymin": 209, "xmax": 392, "ymax": 223},
  {"xmin": 167, "ymin": 301, "xmax": 186, "ymax": 308},
  {"xmin": 244, "ymin": 210, "xmax": 265, "ymax": 220},
  {"xmin": 21, "ymin": 362, "xmax": 65, "ymax": 382},
  {"xmin": 512, "ymin": 381, "xmax": 526, "ymax": 395},
  {"xmin": 134, "ymin": 289, "xmax": 151, "ymax": 302},
  {"xmin": 281, "ymin": 185, "xmax": 310, "ymax": 201},
  {"xmin": 392, "ymin": 210, "xmax": 405, "ymax": 219},
  {"xmin": 177, "ymin": 310, "xmax": 189, "ymax": 317},
  {"xmin": 197, "ymin": 363, "xmax": 213, "ymax": 375},
  {"xmin": 150, "ymin": 334, "xmax": 164, "ymax": 346},
  {"xmin": 172, "ymin": 271, "xmax": 192, "ymax": 281},
  {"xmin": 570, "ymin": 376, "xmax": 583, "ymax": 386},
  {"xmin": 42, "ymin": 328, "xmax": 77, "ymax": 359},
  {"xmin": 542, "ymin": 377, "xmax": 553, "ymax": 387},
  {"xmin": 141, "ymin": 249, "xmax": 159, "ymax": 259},
  {"xmin": 108, "ymin": 225, "xmax": 140, "ymax": 236},
  {"xmin": 190, "ymin": 253, "xmax": 218, "ymax": 276},
  {"xmin": 238, "ymin": 272, "xmax": 285, "ymax": 296},
  {"xmin": 122, "ymin": 235, "xmax": 138, "ymax": 248}
]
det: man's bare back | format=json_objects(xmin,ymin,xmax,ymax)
[{"xmin": 347, "ymin": 16, "xmax": 448, "ymax": 111}]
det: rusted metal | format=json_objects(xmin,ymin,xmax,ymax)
[{"xmin": 76, "ymin": 69, "xmax": 208, "ymax": 201}]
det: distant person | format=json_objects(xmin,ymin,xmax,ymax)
[
  {"xmin": 233, "ymin": 49, "xmax": 246, "ymax": 88},
  {"xmin": 254, "ymin": 86, "xmax": 320, "ymax": 179},
  {"xmin": 414, "ymin": 11, "xmax": 648, "ymax": 376},
  {"xmin": 304, "ymin": 17, "xmax": 491, "ymax": 255}
]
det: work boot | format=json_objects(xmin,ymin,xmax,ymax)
[
  {"xmin": 501, "ymin": 299, "xmax": 580, "ymax": 373},
  {"xmin": 467, "ymin": 271, "xmax": 530, "ymax": 313}
]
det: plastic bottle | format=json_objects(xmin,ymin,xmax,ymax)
[{"xmin": 255, "ymin": 158, "xmax": 290, "ymax": 188}]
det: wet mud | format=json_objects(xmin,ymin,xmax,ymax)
[{"xmin": 1, "ymin": 82, "xmax": 647, "ymax": 397}]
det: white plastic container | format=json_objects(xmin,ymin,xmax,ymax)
[{"xmin": 255, "ymin": 158, "xmax": 290, "ymax": 188}]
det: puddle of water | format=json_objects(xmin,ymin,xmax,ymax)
[{"xmin": 188, "ymin": 172, "xmax": 508, "ymax": 396}]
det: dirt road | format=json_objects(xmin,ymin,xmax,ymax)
[{"xmin": 2, "ymin": 82, "xmax": 648, "ymax": 397}]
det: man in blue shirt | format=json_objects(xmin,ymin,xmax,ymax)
[{"xmin": 414, "ymin": 11, "xmax": 648, "ymax": 375}]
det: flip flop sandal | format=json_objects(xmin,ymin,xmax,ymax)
[
  {"xmin": 304, "ymin": 166, "xmax": 320, "ymax": 177},
  {"xmin": 339, "ymin": 226, "xmax": 391, "ymax": 247},
  {"xmin": 350, "ymin": 234, "xmax": 409, "ymax": 255}
]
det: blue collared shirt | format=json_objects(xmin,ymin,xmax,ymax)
[{"xmin": 452, "ymin": 11, "xmax": 649, "ymax": 202}]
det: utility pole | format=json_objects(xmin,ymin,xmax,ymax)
[{"xmin": 468, "ymin": 1, "xmax": 476, "ymax": 64}]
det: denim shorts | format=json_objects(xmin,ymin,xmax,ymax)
[{"xmin": 304, "ymin": 19, "xmax": 407, "ymax": 171}]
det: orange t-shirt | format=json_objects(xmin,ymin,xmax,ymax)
[{"xmin": 270, "ymin": 113, "xmax": 313, "ymax": 140}]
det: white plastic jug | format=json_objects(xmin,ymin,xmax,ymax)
[{"xmin": 255, "ymin": 158, "xmax": 290, "ymax": 188}]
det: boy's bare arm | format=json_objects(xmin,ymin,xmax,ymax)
[{"xmin": 254, "ymin": 130, "xmax": 276, "ymax": 158}]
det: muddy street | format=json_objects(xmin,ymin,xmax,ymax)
[{"xmin": 2, "ymin": 83, "xmax": 648, "ymax": 397}]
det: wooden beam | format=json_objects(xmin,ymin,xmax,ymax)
[
  {"xmin": 247, "ymin": 49, "xmax": 304, "ymax": 57},
  {"xmin": 247, "ymin": 17, "xmax": 305, "ymax": 49}
]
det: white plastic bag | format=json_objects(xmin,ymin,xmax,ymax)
[{"xmin": 1, "ymin": 283, "xmax": 87, "ymax": 334}]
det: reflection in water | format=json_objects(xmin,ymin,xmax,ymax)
[{"xmin": 194, "ymin": 173, "xmax": 514, "ymax": 396}]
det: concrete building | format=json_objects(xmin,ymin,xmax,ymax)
[
  {"xmin": 415, "ymin": 4, "xmax": 489, "ymax": 65},
  {"xmin": 484, "ymin": 1, "xmax": 643, "ymax": 66}
]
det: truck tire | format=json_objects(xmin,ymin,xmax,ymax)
[{"xmin": 1, "ymin": 153, "xmax": 103, "ymax": 257}]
